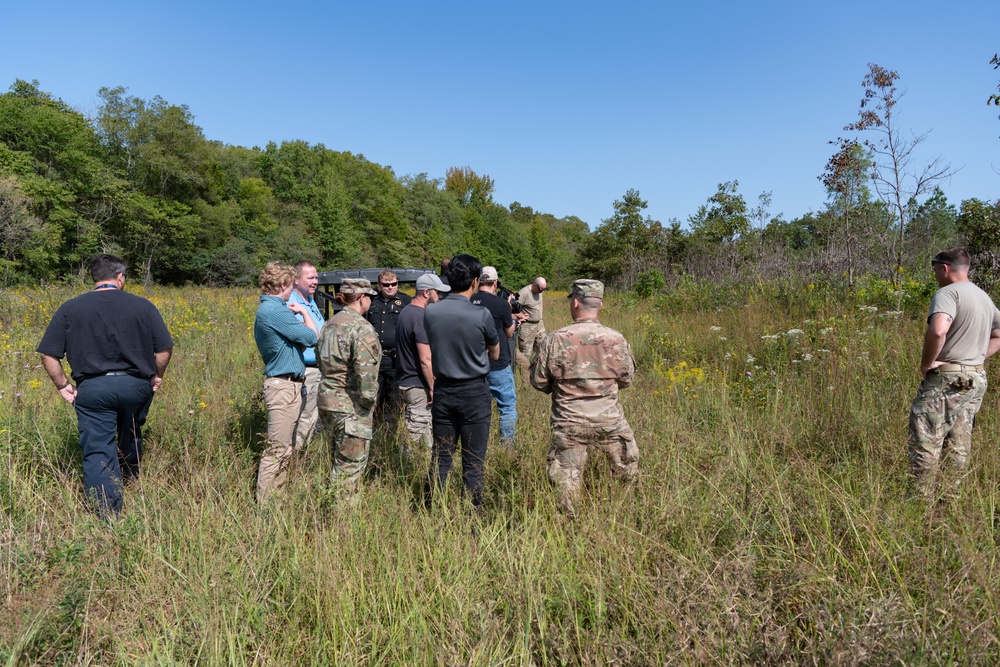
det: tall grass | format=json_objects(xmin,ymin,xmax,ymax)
[{"xmin": 3, "ymin": 278, "xmax": 1000, "ymax": 665}]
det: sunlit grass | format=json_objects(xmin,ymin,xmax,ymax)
[{"xmin": 3, "ymin": 278, "xmax": 1000, "ymax": 664}]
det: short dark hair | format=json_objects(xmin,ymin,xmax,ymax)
[
  {"xmin": 89, "ymin": 254, "xmax": 126, "ymax": 282},
  {"xmin": 445, "ymin": 254, "xmax": 482, "ymax": 292},
  {"xmin": 933, "ymin": 248, "xmax": 971, "ymax": 269},
  {"xmin": 293, "ymin": 260, "xmax": 315, "ymax": 278}
]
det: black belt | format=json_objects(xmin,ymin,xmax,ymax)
[
  {"xmin": 79, "ymin": 370, "xmax": 144, "ymax": 381},
  {"xmin": 267, "ymin": 373, "xmax": 304, "ymax": 382}
]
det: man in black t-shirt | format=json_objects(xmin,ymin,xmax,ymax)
[
  {"xmin": 471, "ymin": 266, "xmax": 518, "ymax": 449},
  {"xmin": 395, "ymin": 273, "xmax": 450, "ymax": 457},
  {"xmin": 37, "ymin": 254, "xmax": 173, "ymax": 518}
]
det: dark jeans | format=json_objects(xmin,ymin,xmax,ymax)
[
  {"xmin": 427, "ymin": 376, "xmax": 492, "ymax": 507},
  {"xmin": 73, "ymin": 374, "xmax": 154, "ymax": 516}
]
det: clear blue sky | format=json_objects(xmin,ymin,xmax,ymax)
[{"xmin": 2, "ymin": 1, "xmax": 998, "ymax": 229}]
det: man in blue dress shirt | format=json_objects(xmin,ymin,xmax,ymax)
[{"xmin": 288, "ymin": 260, "xmax": 325, "ymax": 452}]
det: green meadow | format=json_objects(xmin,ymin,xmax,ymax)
[{"xmin": 4, "ymin": 277, "xmax": 1000, "ymax": 665}]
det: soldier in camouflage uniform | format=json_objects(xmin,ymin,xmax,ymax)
[
  {"xmin": 908, "ymin": 249, "xmax": 1000, "ymax": 500},
  {"xmin": 530, "ymin": 279, "xmax": 639, "ymax": 516},
  {"xmin": 317, "ymin": 278, "xmax": 383, "ymax": 500}
]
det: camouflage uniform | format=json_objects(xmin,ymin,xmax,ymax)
[
  {"xmin": 517, "ymin": 284, "xmax": 546, "ymax": 369},
  {"xmin": 907, "ymin": 273, "xmax": 1000, "ymax": 500},
  {"xmin": 908, "ymin": 369, "xmax": 986, "ymax": 498},
  {"xmin": 317, "ymin": 280, "xmax": 382, "ymax": 499},
  {"xmin": 530, "ymin": 279, "xmax": 638, "ymax": 516}
]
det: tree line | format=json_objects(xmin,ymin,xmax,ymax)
[{"xmin": 1, "ymin": 61, "xmax": 998, "ymax": 292}]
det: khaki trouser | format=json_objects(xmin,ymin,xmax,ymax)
[
  {"xmin": 293, "ymin": 366, "xmax": 321, "ymax": 451},
  {"xmin": 908, "ymin": 369, "xmax": 987, "ymax": 499},
  {"xmin": 547, "ymin": 420, "xmax": 639, "ymax": 516},
  {"xmin": 399, "ymin": 385, "xmax": 433, "ymax": 459},
  {"xmin": 257, "ymin": 376, "xmax": 304, "ymax": 502},
  {"xmin": 516, "ymin": 320, "xmax": 546, "ymax": 370}
]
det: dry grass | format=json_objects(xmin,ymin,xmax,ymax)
[{"xmin": 3, "ymin": 278, "xmax": 1000, "ymax": 665}]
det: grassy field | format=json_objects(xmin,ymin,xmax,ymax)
[{"xmin": 3, "ymin": 277, "xmax": 1000, "ymax": 665}]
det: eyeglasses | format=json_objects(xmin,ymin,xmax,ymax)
[{"xmin": 380, "ymin": 282, "xmax": 398, "ymax": 287}]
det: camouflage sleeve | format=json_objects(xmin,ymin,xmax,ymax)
[
  {"xmin": 618, "ymin": 338, "xmax": 636, "ymax": 388},
  {"xmin": 529, "ymin": 333, "xmax": 553, "ymax": 394},
  {"xmin": 354, "ymin": 328, "xmax": 382, "ymax": 409}
]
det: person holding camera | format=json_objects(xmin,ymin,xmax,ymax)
[{"xmin": 515, "ymin": 276, "xmax": 547, "ymax": 370}]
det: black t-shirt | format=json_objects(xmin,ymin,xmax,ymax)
[
  {"xmin": 37, "ymin": 289, "xmax": 174, "ymax": 381},
  {"xmin": 395, "ymin": 303, "xmax": 429, "ymax": 389},
  {"xmin": 471, "ymin": 290, "xmax": 513, "ymax": 371}
]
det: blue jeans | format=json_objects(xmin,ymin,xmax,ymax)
[
  {"xmin": 73, "ymin": 374, "xmax": 154, "ymax": 516},
  {"xmin": 428, "ymin": 377, "xmax": 492, "ymax": 508},
  {"xmin": 487, "ymin": 366, "xmax": 517, "ymax": 446}
]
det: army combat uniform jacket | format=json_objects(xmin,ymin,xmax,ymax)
[
  {"xmin": 317, "ymin": 308, "xmax": 383, "ymax": 427},
  {"xmin": 530, "ymin": 317, "xmax": 635, "ymax": 429}
]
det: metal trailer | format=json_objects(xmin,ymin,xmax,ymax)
[{"xmin": 314, "ymin": 267, "xmax": 437, "ymax": 316}]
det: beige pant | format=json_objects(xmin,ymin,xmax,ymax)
[
  {"xmin": 293, "ymin": 367, "xmax": 321, "ymax": 451},
  {"xmin": 399, "ymin": 385, "xmax": 433, "ymax": 457},
  {"xmin": 257, "ymin": 376, "xmax": 304, "ymax": 502}
]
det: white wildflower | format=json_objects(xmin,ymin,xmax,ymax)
[
  {"xmin": 718, "ymin": 336, "xmax": 727, "ymax": 341},
  {"xmin": 820, "ymin": 327, "xmax": 834, "ymax": 335},
  {"xmin": 802, "ymin": 353, "xmax": 813, "ymax": 361},
  {"xmin": 746, "ymin": 355, "xmax": 756, "ymax": 364},
  {"xmin": 710, "ymin": 326, "xmax": 722, "ymax": 332},
  {"xmin": 786, "ymin": 329, "xmax": 805, "ymax": 336}
]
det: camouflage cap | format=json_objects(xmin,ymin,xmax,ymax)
[
  {"xmin": 340, "ymin": 278, "xmax": 378, "ymax": 296},
  {"xmin": 568, "ymin": 279, "xmax": 604, "ymax": 300}
]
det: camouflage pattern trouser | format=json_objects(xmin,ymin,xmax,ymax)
[
  {"xmin": 399, "ymin": 385, "xmax": 433, "ymax": 458},
  {"xmin": 320, "ymin": 409, "xmax": 372, "ymax": 498},
  {"xmin": 548, "ymin": 420, "xmax": 639, "ymax": 516},
  {"xmin": 517, "ymin": 321, "xmax": 546, "ymax": 369},
  {"xmin": 908, "ymin": 369, "xmax": 987, "ymax": 499}
]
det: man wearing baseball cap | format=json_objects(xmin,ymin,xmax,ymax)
[
  {"xmin": 395, "ymin": 272, "xmax": 450, "ymax": 460},
  {"xmin": 530, "ymin": 279, "xmax": 639, "ymax": 517}
]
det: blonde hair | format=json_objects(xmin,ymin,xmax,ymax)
[
  {"xmin": 377, "ymin": 270, "xmax": 398, "ymax": 284},
  {"xmin": 259, "ymin": 262, "xmax": 296, "ymax": 295}
]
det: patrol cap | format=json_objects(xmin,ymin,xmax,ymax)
[
  {"xmin": 480, "ymin": 266, "xmax": 498, "ymax": 281},
  {"xmin": 339, "ymin": 278, "xmax": 378, "ymax": 295},
  {"xmin": 416, "ymin": 273, "xmax": 451, "ymax": 292},
  {"xmin": 568, "ymin": 279, "xmax": 604, "ymax": 300}
]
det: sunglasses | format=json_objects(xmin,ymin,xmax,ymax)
[
  {"xmin": 380, "ymin": 282, "xmax": 398, "ymax": 287},
  {"xmin": 931, "ymin": 260, "xmax": 951, "ymax": 267}
]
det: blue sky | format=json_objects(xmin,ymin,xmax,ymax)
[{"xmin": 2, "ymin": 1, "xmax": 998, "ymax": 229}]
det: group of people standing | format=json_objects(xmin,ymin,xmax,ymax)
[
  {"xmin": 38, "ymin": 247, "xmax": 995, "ymax": 520},
  {"xmin": 251, "ymin": 254, "xmax": 640, "ymax": 513}
]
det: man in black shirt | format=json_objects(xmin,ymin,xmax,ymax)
[
  {"xmin": 424, "ymin": 255, "xmax": 500, "ymax": 509},
  {"xmin": 37, "ymin": 254, "xmax": 174, "ymax": 518},
  {"xmin": 471, "ymin": 266, "xmax": 518, "ymax": 449},
  {"xmin": 365, "ymin": 269, "xmax": 412, "ymax": 425}
]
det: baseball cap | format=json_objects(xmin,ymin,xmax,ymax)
[
  {"xmin": 340, "ymin": 278, "xmax": 378, "ymax": 295},
  {"xmin": 568, "ymin": 279, "xmax": 604, "ymax": 300},
  {"xmin": 480, "ymin": 266, "xmax": 499, "ymax": 281},
  {"xmin": 416, "ymin": 273, "xmax": 451, "ymax": 292}
]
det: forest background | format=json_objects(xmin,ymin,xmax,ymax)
[{"xmin": 1, "ymin": 57, "xmax": 999, "ymax": 293}]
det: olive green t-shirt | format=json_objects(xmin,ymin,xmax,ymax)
[{"xmin": 930, "ymin": 281, "xmax": 1000, "ymax": 366}]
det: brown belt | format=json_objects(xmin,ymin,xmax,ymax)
[{"xmin": 932, "ymin": 363, "xmax": 984, "ymax": 373}]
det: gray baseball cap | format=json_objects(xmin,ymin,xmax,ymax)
[{"xmin": 416, "ymin": 273, "xmax": 451, "ymax": 292}]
